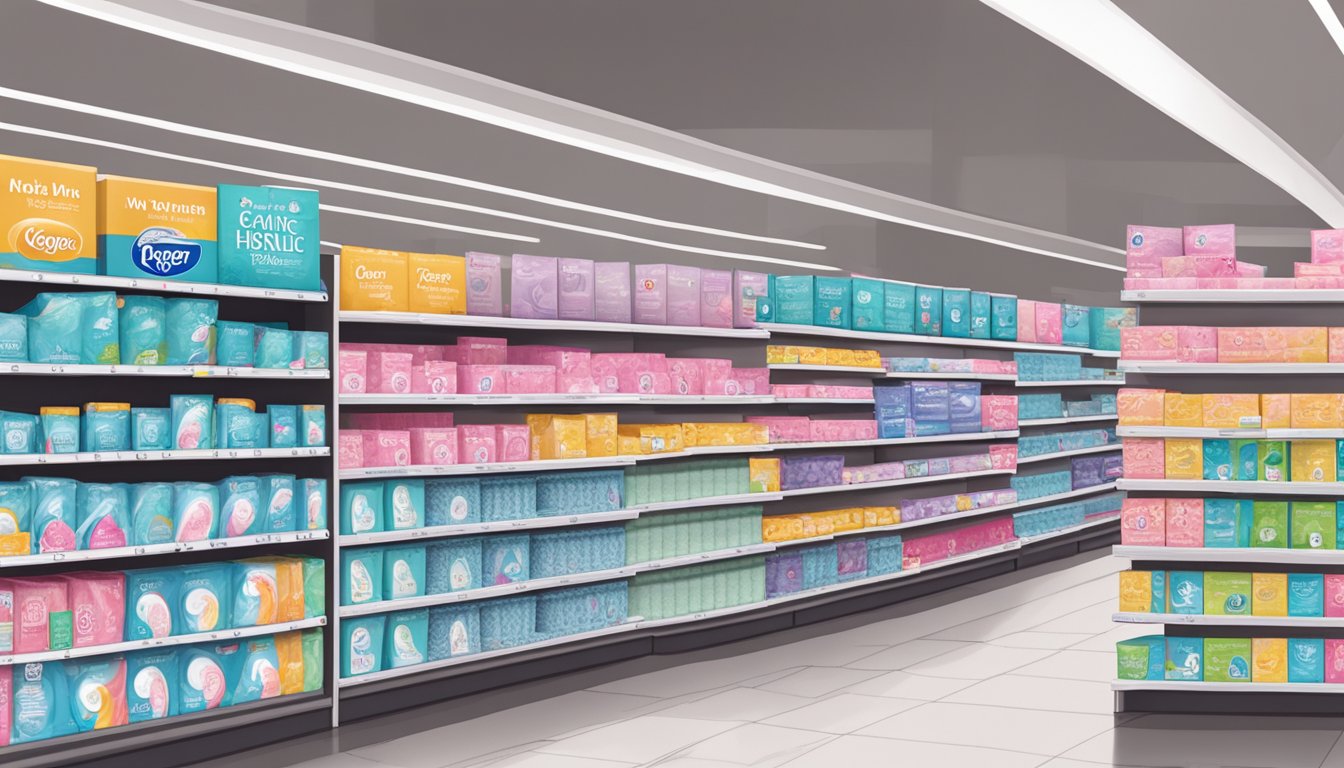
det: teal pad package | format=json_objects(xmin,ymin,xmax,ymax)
[
  {"xmin": 130, "ymin": 482, "xmax": 175, "ymax": 545},
  {"xmin": 164, "ymin": 298, "xmax": 218, "ymax": 365},
  {"xmin": 1165, "ymin": 571, "xmax": 1204, "ymax": 615},
  {"xmin": 774, "ymin": 275, "xmax": 814, "ymax": 325},
  {"xmin": 179, "ymin": 644, "xmax": 230, "ymax": 712},
  {"xmin": 16, "ymin": 293, "xmax": 82, "ymax": 364},
  {"xmin": 302, "ymin": 478, "xmax": 328, "ymax": 531},
  {"xmin": 941, "ymin": 288, "xmax": 971, "ymax": 338},
  {"xmin": 1164, "ymin": 637, "xmax": 1204, "ymax": 681},
  {"xmin": 214, "ymin": 321, "xmax": 255, "ymax": 367},
  {"xmin": 217, "ymin": 475, "xmax": 263, "ymax": 538},
  {"xmin": 341, "ymin": 547, "xmax": 384, "ymax": 606},
  {"xmin": 294, "ymin": 331, "xmax": 329, "ymax": 369},
  {"xmin": 172, "ymin": 481, "xmax": 219, "ymax": 542},
  {"xmin": 0, "ymin": 481, "xmax": 32, "ymax": 541},
  {"xmin": 67, "ymin": 657, "xmax": 129, "ymax": 732},
  {"xmin": 217, "ymin": 184, "xmax": 321, "ymax": 291},
  {"xmin": 259, "ymin": 474, "xmax": 297, "ymax": 532},
  {"xmin": 39, "ymin": 407, "xmax": 80, "ymax": 454},
  {"xmin": 170, "ymin": 394, "xmax": 213, "ymax": 451},
  {"xmin": 1290, "ymin": 638, "xmax": 1325, "ymax": 683},
  {"xmin": 383, "ymin": 544, "xmax": 427, "ymax": 601},
  {"xmin": 850, "ymin": 278, "xmax": 884, "ymax": 331},
  {"xmin": 341, "ymin": 615, "xmax": 386, "ymax": 677},
  {"xmin": 231, "ymin": 559, "xmax": 277, "ymax": 627},
  {"xmin": 969, "ymin": 291, "xmax": 991, "ymax": 339},
  {"xmin": 1289, "ymin": 573, "xmax": 1325, "ymax": 617},
  {"xmin": 384, "ymin": 479, "xmax": 425, "ymax": 531},
  {"xmin": 78, "ymin": 292, "xmax": 120, "ymax": 364},
  {"xmin": 229, "ymin": 636, "xmax": 282, "ymax": 704},
  {"xmin": 914, "ymin": 286, "xmax": 942, "ymax": 335},
  {"xmin": 882, "ymin": 280, "xmax": 916, "ymax": 334},
  {"xmin": 1202, "ymin": 498, "xmax": 1251, "ymax": 547},
  {"xmin": 268, "ymin": 405, "xmax": 298, "ymax": 448},
  {"xmin": 216, "ymin": 402, "xmax": 263, "ymax": 449},
  {"xmin": 990, "ymin": 293, "xmax": 1017, "ymax": 340},
  {"xmin": 812, "ymin": 276, "xmax": 851, "ymax": 329},
  {"xmin": 0, "ymin": 312, "xmax": 28, "ymax": 362},
  {"xmin": 118, "ymin": 295, "xmax": 167, "ymax": 366},
  {"xmin": 125, "ymin": 568, "xmax": 180, "ymax": 640},
  {"xmin": 126, "ymin": 647, "xmax": 179, "ymax": 723},
  {"xmin": 0, "ymin": 411, "xmax": 38, "ymax": 454},
  {"xmin": 83, "ymin": 403, "xmax": 130, "ymax": 452},
  {"xmin": 9, "ymin": 661, "xmax": 77, "ymax": 744},
  {"xmin": 132, "ymin": 407, "xmax": 170, "ymax": 451},
  {"xmin": 253, "ymin": 325, "xmax": 293, "ymax": 369},
  {"xmin": 340, "ymin": 480, "xmax": 384, "ymax": 535},
  {"xmin": 75, "ymin": 482, "xmax": 130, "ymax": 550},
  {"xmin": 384, "ymin": 608, "xmax": 429, "ymax": 669},
  {"xmin": 26, "ymin": 476, "xmax": 77, "ymax": 553},
  {"xmin": 300, "ymin": 405, "xmax": 325, "ymax": 447},
  {"xmin": 1202, "ymin": 440, "xmax": 1232, "ymax": 481}
]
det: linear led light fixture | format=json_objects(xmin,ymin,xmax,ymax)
[
  {"xmin": 321, "ymin": 204, "xmax": 538, "ymax": 242},
  {"xmin": 1312, "ymin": 0, "xmax": 1344, "ymax": 71},
  {"xmin": 33, "ymin": 0, "xmax": 1125, "ymax": 272},
  {"xmin": 0, "ymin": 86, "xmax": 821, "ymax": 254},
  {"xmin": 0, "ymin": 120, "xmax": 842, "ymax": 270},
  {"xmin": 982, "ymin": 0, "xmax": 1344, "ymax": 228}
]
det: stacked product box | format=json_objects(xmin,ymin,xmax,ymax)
[
  {"xmin": 628, "ymin": 556, "xmax": 766, "ymax": 620},
  {"xmin": 1018, "ymin": 393, "xmax": 1117, "ymax": 420},
  {"xmin": 1116, "ymin": 634, "xmax": 1341, "ymax": 684},
  {"xmin": 1123, "ymin": 223, "xmax": 1344, "ymax": 293},
  {"xmin": 1120, "ymin": 436, "xmax": 1344, "ymax": 483},
  {"xmin": 1017, "ymin": 428, "xmax": 1117, "ymax": 458},
  {"xmin": 1014, "ymin": 352, "xmax": 1121, "ymax": 382},
  {"xmin": 1120, "ymin": 497, "xmax": 1344, "ymax": 551},
  {"xmin": 1119, "ymin": 325, "xmax": 1344, "ymax": 364},
  {"xmin": 872, "ymin": 382, "xmax": 996, "ymax": 438},
  {"xmin": 1119, "ymin": 567, "xmax": 1343, "ymax": 619},
  {"xmin": 1013, "ymin": 493, "xmax": 1123, "ymax": 538},
  {"xmin": 884, "ymin": 357, "xmax": 1017, "ymax": 376},
  {"xmin": 623, "ymin": 505, "xmax": 763, "ymax": 563},
  {"xmin": 901, "ymin": 517, "xmax": 1017, "ymax": 567}
]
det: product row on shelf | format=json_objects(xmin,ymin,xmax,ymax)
[
  {"xmin": 1124, "ymin": 223, "xmax": 1344, "ymax": 293},
  {"xmin": 1120, "ymin": 566, "xmax": 1344, "ymax": 618},
  {"xmin": 1120, "ymin": 497, "xmax": 1344, "ymax": 551},
  {"xmin": 1118, "ymin": 634, "xmax": 1337, "ymax": 684}
]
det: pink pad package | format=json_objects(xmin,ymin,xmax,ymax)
[
  {"xmin": 367, "ymin": 351, "xmax": 413, "ymax": 394},
  {"xmin": 1178, "ymin": 326, "xmax": 1218, "ymax": 363},
  {"xmin": 809, "ymin": 419, "xmax": 878, "ymax": 442},
  {"xmin": 700, "ymin": 268, "xmax": 733, "ymax": 328},
  {"xmin": 9, "ymin": 577, "xmax": 68, "ymax": 653},
  {"xmin": 410, "ymin": 427, "xmax": 457, "ymax": 466},
  {"xmin": 63, "ymin": 571, "xmax": 126, "ymax": 647},
  {"xmin": 1296, "ymin": 263, "xmax": 1344, "ymax": 277},
  {"xmin": 1016, "ymin": 300, "xmax": 1038, "ymax": 342},
  {"xmin": 338, "ymin": 431, "xmax": 364, "ymax": 468},
  {"xmin": 666, "ymin": 265, "xmax": 702, "ymax": 327},
  {"xmin": 667, "ymin": 358, "xmax": 704, "ymax": 396},
  {"xmin": 1327, "ymin": 575, "xmax": 1344, "ymax": 618},
  {"xmin": 1122, "ymin": 438, "xmax": 1165, "ymax": 479},
  {"xmin": 1034, "ymin": 302, "xmax": 1062, "ymax": 344},
  {"xmin": 1236, "ymin": 262, "xmax": 1266, "ymax": 277},
  {"xmin": 361, "ymin": 430, "xmax": 411, "ymax": 467},
  {"xmin": 458, "ymin": 337, "xmax": 508, "ymax": 365},
  {"xmin": 495, "ymin": 425, "xmax": 531, "ymax": 463},
  {"xmin": 557, "ymin": 257, "xmax": 595, "ymax": 321},
  {"xmin": 989, "ymin": 444, "xmax": 1018, "ymax": 470},
  {"xmin": 458, "ymin": 365, "xmax": 506, "ymax": 395},
  {"xmin": 1328, "ymin": 639, "xmax": 1344, "ymax": 682},
  {"xmin": 503, "ymin": 365, "xmax": 557, "ymax": 394},
  {"xmin": 980, "ymin": 396, "xmax": 1018, "ymax": 431},
  {"xmin": 733, "ymin": 270, "xmax": 768, "ymax": 328},
  {"xmin": 633, "ymin": 264, "xmax": 668, "ymax": 325},
  {"xmin": 734, "ymin": 368, "xmax": 771, "ymax": 396},
  {"xmin": 458, "ymin": 425, "xmax": 498, "ymax": 464},
  {"xmin": 413, "ymin": 360, "xmax": 457, "ymax": 395},
  {"xmin": 1120, "ymin": 498, "xmax": 1166, "ymax": 546},
  {"xmin": 466, "ymin": 252, "xmax": 504, "ymax": 316},
  {"xmin": 509, "ymin": 254, "xmax": 559, "ymax": 319},
  {"xmin": 338, "ymin": 349, "xmax": 368, "ymax": 394},
  {"xmin": 1126, "ymin": 225, "xmax": 1183, "ymax": 277},
  {"xmin": 1120, "ymin": 326, "xmax": 1180, "ymax": 361},
  {"xmin": 1164, "ymin": 498, "xmax": 1204, "ymax": 548},
  {"xmin": 746, "ymin": 416, "xmax": 811, "ymax": 443},
  {"xmin": 594, "ymin": 261, "xmax": 632, "ymax": 323},
  {"xmin": 1123, "ymin": 278, "xmax": 1199, "ymax": 290},
  {"xmin": 772, "ymin": 384, "xmax": 810, "ymax": 398},
  {"xmin": 1183, "ymin": 224, "xmax": 1235, "ymax": 255},
  {"xmin": 1297, "ymin": 277, "xmax": 1344, "ymax": 289},
  {"xmin": 1312, "ymin": 229, "xmax": 1344, "ymax": 265}
]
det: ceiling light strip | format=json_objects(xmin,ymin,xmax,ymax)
[
  {"xmin": 31, "ymin": 0, "xmax": 1126, "ymax": 271},
  {"xmin": 1311, "ymin": 1, "xmax": 1344, "ymax": 69},
  {"xmin": 320, "ymin": 204, "xmax": 538, "ymax": 242},
  {"xmin": 982, "ymin": 0, "xmax": 1344, "ymax": 227},
  {"xmin": 0, "ymin": 85, "xmax": 822, "ymax": 252},
  {"xmin": 0, "ymin": 121, "xmax": 838, "ymax": 270}
]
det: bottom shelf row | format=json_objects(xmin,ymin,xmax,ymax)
[
  {"xmin": 1117, "ymin": 634, "xmax": 1344, "ymax": 686},
  {"xmin": 340, "ymin": 512, "xmax": 1120, "ymax": 686},
  {"xmin": 0, "ymin": 627, "xmax": 323, "ymax": 748}
]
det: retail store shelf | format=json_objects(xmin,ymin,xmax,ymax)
[
  {"xmin": 0, "ymin": 616, "xmax": 328, "ymax": 665},
  {"xmin": 339, "ymin": 393, "xmax": 774, "ymax": 406},
  {"xmin": 1019, "ymin": 414, "xmax": 1117, "ymax": 427},
  {"xmin": 0, "ymin": 446, "xmax": 330, "ymax": 467},
  {"xmin": 1113, "ymin": 612, "xmax": 1341, "ymax": 628},
  {"xmin": 0, "ymin": 529, "xmax": 329, "ymax": 568},
  {"xmin": 1117, "ymin": 478, "xmax": 1344, "ymax": 496},
  {"xmin": 341, "ymin": 432, "xmax": 1020, "ymax": 479},
  {"xmin": 1117, "ymin": 426, "xmax": 1343, "ymax": 439},
  {"xmin": 1015, "ymin": 378, "xmax": 1125, "ymax": 387},
  {"xmin": 1121, "ymin": 289, "xmax": 1344, "ymax": 304},
  {"xmin": 1016, "ymin": 514, "xmax": 1120, "ymax": 546},
  {"xmin": 1118, "ymin": 361, "xmax": 1344, "ymax": 375},
  {"xmin": 1113, "ymin": 545, "xmax": 1344, "ymax": 565},
  {"xmin": 1016, "ymin": 444, "xmax": 1121, "ymax": 464},
  {"xmin": 756, "ymin": 322, "xmax": 1120, "ymax": 357},
  {"xmin": 0, "ymin": 268, "xmax": 330, "ymax": 302},
  {"xmin": 772, "ymin": 398, "xmax": 875, "ymax": 405},
  {"xmin": 629, "ymin": 492, "xmax": 785, "ymax": 513},
  {"xmin": 0, "ymin": 363, "xmax": 330, "ymax": 379},
  {"xmin": 1112, "ymin": 680, "xmax": 1344, "ymax": 693},
  {"xmin": 777, "ymin": 468, "xmax": 1014, "ymax": 499},
  {"xmin": 340, "ymin": 310, "xmax": 769, "ymax": 338},
  {"xmin": 884, "ymin": 371, "xmax": 1018, "ymax": 382},
  {"xmin": 767, "ymin": 363, "xmax": 887, "ymax": 375}
]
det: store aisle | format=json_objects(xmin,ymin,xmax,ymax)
[{"xmin": 201, "ymin": 553, "xmax": 1344, "ymax": 768}]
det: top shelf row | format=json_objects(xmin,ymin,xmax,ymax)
[{"xmin": 0, "ymin": 267, "xmax": 328, "ymax": 303}]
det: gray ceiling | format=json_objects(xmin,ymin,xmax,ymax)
[{"xmin": 4, "ymin": 0, "xmax": 1340, "ymax": 304}]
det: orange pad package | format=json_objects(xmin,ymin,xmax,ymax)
[
  {"xmin": 1118, "ymin": 388, "xmax": 1166, "ymax": 426},
  {"xmin": 1163, "ymin": 394, "xmax": 1204, "ymax": 428},
  {"xmin": 1201, "ymin": 393, "xmax": 1261, "ymax": 429},
  {"xmin": 1290, "ymin": 393, "xmax": 1344, "ymax": 428}
]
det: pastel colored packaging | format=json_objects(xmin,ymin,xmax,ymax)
[
  {"xmin": 1252, "ymin": 637, "xmax": 1288, "ymax": 683},
  {"xmin": 385, "ymin": 608, "xmax": 429, "ymax": 669},
  {"xmin": 27, "ymin": 476, "xmax": 77, "ymax": 553},
  {"xmin": 1202, "ymin": 498, "xmax": 1251, "ymax": 548},
  {"xmin": 179, "ymin": 644, "xmax": 230, "ymax": 713},
  {"xmin": 39, "ymin": 406, "xmax": 79, "ymax": 454},
  {"xmin": 269, "ymin": 405, "xmax": 298, "ymax": 449},
  {"xmin": 1118, "ymin": 570, "xmax": 1165, "ymax": 613},
  {"xmin": 0, "ymin": 481, "xmax": 32, "ymax": 549},
  {"xmin": 0, "ymin": 410, "xmax": 38, "ymax": 455},
  {"xmin": 881, "ymin": 280, "xmax": 916, "ymax": 333},
  {"xmin": 232, "ymin": 560, "xmax": 279, "ymax": 627},
  {"xmin": 594, "ymin": 261, "xmax": 632, "ymax": 323},
  {"xmin": 1251, "ymin": 500, "xmax": 1288, "ymax": 548},
  {"xmin": 229, "ymin": 636, "xmax": 282, "ymax": 704},
  {"xmin": 849, "ymin": 277, "xmax": 884, "ymax": 331},
  {"xmin": 0, "ymin": 312, "xmax": 27, "ymax": 362},
  {"xmin": 1120, "ymin": 498, "xmax": 1164, "ymax": 546},
  {"xmin": 300, "ymin": 557, "xmax": 325, "ymax": 619},
  {"xmin": 384, "ymin": 545, "xmax": 427, "ymax": 600},
  {"xmin": 1291, "ymin": 500, "xmax": 1337, "ymax": 549},
  {"xmin": 666, "ymin": 265, "xmax": 701, "ymax": 326},
  {"xmin": 1203, "ymin": 638, "xmax": 1251, "ymax": 683},
  {"xmin": 342, "ymin": 615, "xmax": 386, "ymax": 677},
  {"xmin": 385, "ymin": 479, "xmax": 425, "ymax": 531},
  {"xmin": 968, "ymin": 291, "xmax": 991, "ymax": 339},
  {"xmin": 340, "ymin": 481, "xmax": 384, "ymax": 535},
  {"xmin": 8, "ymin": 577, "xmax": 68, "ymax": 653},
  {"xmin": 989, "ymin": 293, "xmax": 1017, "ymax": 340},
  {"xmin": 82, "ymin": 402, "xmax": 130, "ymax": 453},
  {"xmin": 178, "ymin": 563, "xmax": 231, "ymax": 634},
  {"xmin": 773, "ymin": 275, "xmax": 814, "ymax": 325},
  {"xmin": 1164, "ymin": 498, "xmax": 1204, "ymax": 547},
  {"xmin": 0, "ymin": 153, "xmax": 97, "ymax": 274},
  {"xmin": 303, "ymin": 478, "xmax": 328, "ymax": 531},
  {"xmin": 253, "ymin": 325, "xmax": 293, "ymax": 370},
  {"xmin": 1116, "ymin": 636, "xmax": 1165, "ymax": 680},
  {"xmin": 1290, "ymin": 638, "xmax": 1326, "ymax": 683},
  {"xmin": 408, "ymin": 252, "xmax": 466, "ymax": 314},
  {"xmin": 301, "ymin": 404, "xmax": 326, "ymax": 447},
  {"xmin": 131, "ymin": 407, "xmax": 170, "ymax": 451},
  {"xmin": 341, "ymin": 548, "xmax": 384, "ymax": 606},
  {"xmin": 258, "ymin": 474, "xmax": 297, "ymax": 533},
  {"xmin": 125, "ymin": 569, "xmax": 179, "ymax": 640},
  {"xmin": 914, "ymin": 285, "xmax": 942, "ymax": 335},
  {"xmin": 172, "ymin": 481, "xmax": 219, "ymax": 542},
  {"xmin": 217, "ymin": 184, "xmax": 320, "ymax": 291},
  {"xmin": 217, "ymin": 476, "xmax": 263, "ymax": 538},
  {"xmin": 164, "ymin": 298, "xmax": 217, "ymax": 365},
  {"xmin": 941, "ymin": 288, "xmax": 970, "ymax": 338},
  {"xmin": 214, "ymin": 320, "xmax": 255, "ymax": 367},
  {"xmin": 1202, "ymin": 439, "xmax": 1231, "ymax": 481},
  {"xmin": 1183, "ymin": 223, "xmax": 1235, "ymax": 255},
  {"xmin": 813, "ymin": 276, "xmax": 851, "ymax": 329},
  {"xmin": 1126, "ymin": 225, "xmax": 1183, "ymax": 276},
  {"xmin": 1203, "ymin": 571, "xmax": 1252, "ymax": 615},
  {"xmin": 117, "ymin": 295, "xmax": 167, "ymax": 366},
  {"xmin": 300, "ymin": 628, "xmax": 323, "ymax": 691},
  {"xmin": 298, "ymin": 332, "xmax": 331, "ymax": 370},
  {"xmin": 1164, "ymin": 637, "xmax": 1203, "ymax": 681},
  {"xmin": 75, "ymin": 482, "xmax": 130, "ymax": 550},
  {"xmin": 1252, "ymin": 571, "xmax": 1288, "ymax": 617},
  {"xmin": 130, "ymin": 483, "xmax": 174, "ymax": 545},
  {"xmin": 510, "ymin": 254, "xmax": 559, "ymax": 319},
  {"xmin": 9, "ymin": 661, "xmax": 77, "ymax": 743},
  {"xmin": 557, "ymin": 257, "xmax": 595, "ymax": 321},
  {"xmin": 78, "ymin": 293, "xmax": 122, "ymax": 364},
  {"xmin": 1165, "ymin": 571, "xmax": 1203, "ymax": 615},
  {"xmin": 126, "ymin": 648, "xmax": 178, "ymax": 723},
  {"xmin": 1290, "ymin": 573, "xmax": 1325, "ymax": 617},
  {"xmin": 1257, "ymin": 440, "xmax": 1288, "ymax": 482},
  {"xmin": 700, "ymin": 267, "xmax": 733, "ymax": 328},
  {"xmin": 97, "ymin": 175, "xmax": 217, "ymax": 282},
  {"xmin": 732, "ymin": 270, "xmax": 768, "ymax": 328},
  {"xmin": 465, "ymin": 252, "xmax": 503, "ymax": 316}
]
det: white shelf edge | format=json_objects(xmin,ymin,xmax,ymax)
[
  {"xmin": 339, "ymin": 393, "xmax": 774, "ymax": 406},
  {"xmin": 1112, "ymin": 545, "xmax": 1344, "ymax": 565},
  {"xmin": 756, "ymin": 322, "xmax": 1119, "ymax": 357},
  {"xmin": 1112, "ymin": 612, "xmax": 1342, "ymax": 628},
  {"xmin": 627, "ymin": 492, "xmax": 784, "ymax": 514},
  {"xmin": 1118, "ymin": 361, "xmax": 1344, "ymax": 374},
  {"xmin": 1016, "ymin": 444, "xmax": 1121, "ymax": 464},
  {"xmin": 0, "ymin": 446, "xmax": 330, "ymax": 468},
  {"xmin": 1117, "ymin": 426, "xmax": 1344, "ymax": 439},
  {"xmin": 1117, "ymin": 478, "xmax": 1344, "ymax": 496},
  {"xmin": 1016, "ymin": 514, "xmax": 1120, "ymax": 546},
  {"xmin": 773, "ymin": 398, "xmax": 875, "ymax": 405},
  {"xmin": 767, "ymin": 364, "xmax": 887, "ymax": 374},
  {"xmin": 340, "ymin": 432, "xmax": 1020, "ymax": 479},
  {"xmin": 778, "ymin": 468, "xmax": 1014, "ymax": 498},
  {"xmin": 0, "ymin": 616, "xmax": 328, "ymax": 665},
  {"xmin": 1122, "ymin": 289, "xmax": 1344, "ymax": 304},
  {"xmin": 1019, "ymin": 414, "xmax": 1118, "ymax": 427},
  {"xmin": 339, "ymin": 311, "xmax": 770, "ymax": 338},
  {"xmin": 0, "ymin": 529, "xmax": 330, "ymax": 568},
  {"xmin": 1112, "ymin": 680, "xmax": 1344, "ymax": 693},
  {"xmin": 1015, "ymin": 379, "xmax": 1125, "ymax": 388},
  {"xmin": 0, "ymin": 363, "xmax": 330, "ymax": 379},
  {"xmin": 884, "ymin": 371, "xmax": 1018, "ymax": 381},
  {"xmin": 0, "ymin": 268, "xmax": 328, "ymax": 302}
]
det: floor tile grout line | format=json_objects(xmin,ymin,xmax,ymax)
[
  {"xmin": 914, "ymin": 594, "xmax": 1118, "ymax": 645},
  {"xmin": 1317, "ymin": 729, "xmax": 1344, "ymax": 768}
]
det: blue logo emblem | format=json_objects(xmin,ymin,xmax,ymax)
[
  {"xmin": 132, "ymin": 227, "xmax": 201, "ymax": 277},
  {"xmin": 1131, "ymin": 233, "xmax": 1144, "ymax": 247}
]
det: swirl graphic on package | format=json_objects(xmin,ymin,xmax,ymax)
[
  {"xmin": 250, "ymin": 657, "xmax": 282, "ymax": 698},
  {"xmin": 450, "ymin": 495, "xmax": 469, "ymax": 521},
  {"xmin": 9, "ymin": 217, "xmax": 83, "ymax": 261},
  {"xmin": 133, "ymin": 666, "xmax": 171, "ymax": 718},
  {"xmin": 351, "ymin": 493, "xmax": 375, "ymax": 533},
  {"xmin": 176, "ymin": 497, "xmax": 215, "ymax": 542},
  {"xmin": 131, "ymin": 226, "xmax": 201, "ymax": 277},
  {"xmin": 393, "ymin": 624, "xmax": 423, "ymax": 663},
  {"xmin": 350, "ymin": 560, "xmax": 374, "ymax": 603},
  {"xmin": 184, "ymin": 587, "xmax": 221, "ymax": 632},
  {"xmin": 136, "ymin": 592, "xmax": 173, "ymax": 638},
  {"xmin": 224, "ymin": 497, "xmax": 256, "ymax": 538},
  {"xmin": 391, "ymin": 559, "xmax": 419, "ymax": 598},
  {"xmin": 270, "ymin": 487, "xmax": 293, "ymax": 515},
  {"xmin": 450, "ymin": 620, "xmax": 470, "ymax": 655},
  {"xmin": 240, "ymin": 571, "xmax": 278, "ymax": 625},
  {"xmin": 391, "ymin": 485, "xmax": 415, "ymax": 528},
  {"xmin": 187, "ymin": 656, "xmax": 226, "ymax": 709},
  {"xmin": 350, "ymin": 627, "xmax": 375, "ymax": 673},
  {"xmin": 78, "ymin": 680, "xmax": 117, "ymax": 729},
  {"xmin": 307, "ymin": 490, "xmax": 323, "ymax": 528}
]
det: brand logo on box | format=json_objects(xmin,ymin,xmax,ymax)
[
  {"xmin": 9, "ymin": 218, "xmax": 83, "ymax": 262},
  {"xmin": 132, "ymin": 227, "xmax": 201, "ymax": 276}
]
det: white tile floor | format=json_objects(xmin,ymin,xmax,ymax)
[{"xmin": 195, "ymin": 552, "xmax": 1344, "ymax": 768}]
